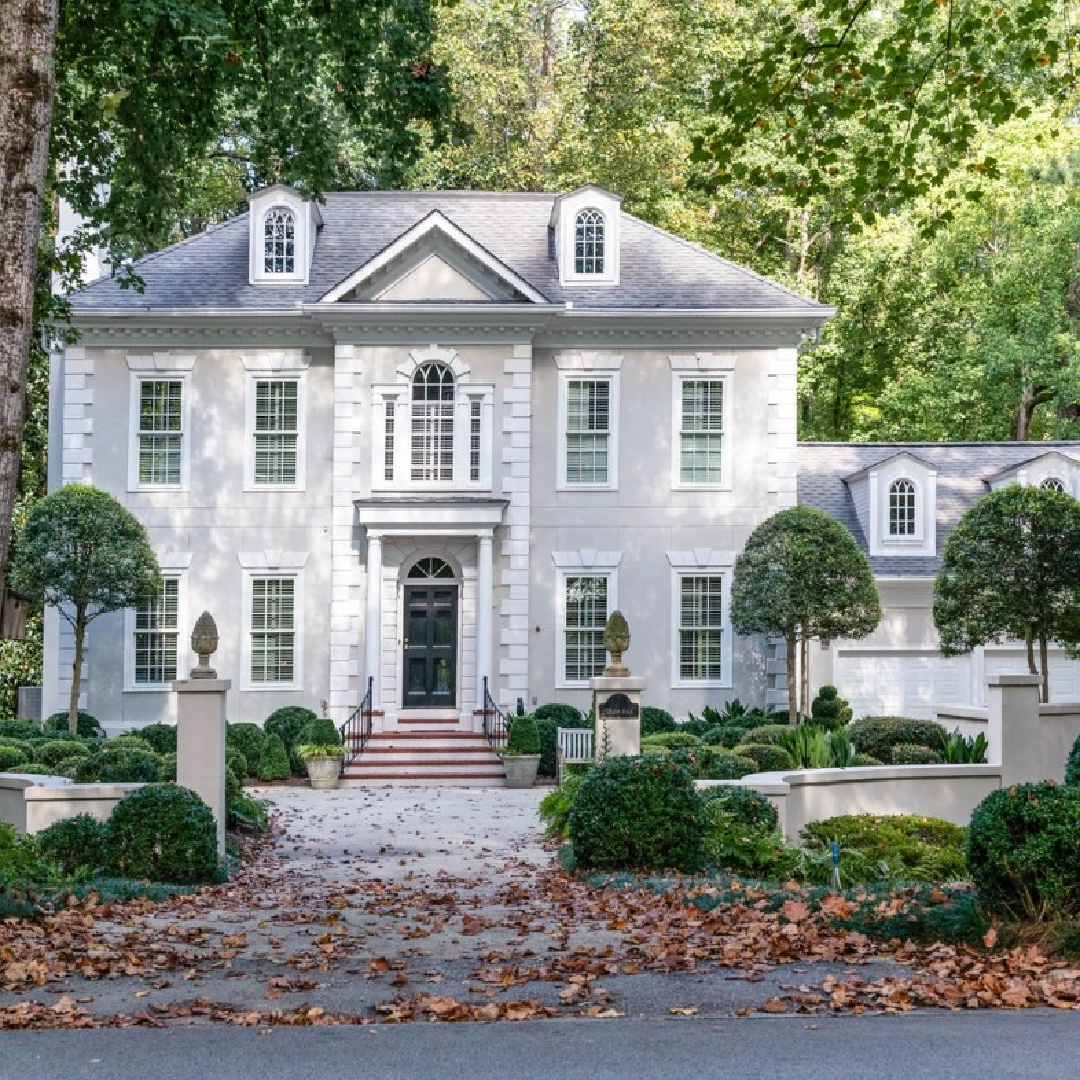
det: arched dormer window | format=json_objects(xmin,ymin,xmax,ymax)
[
  {"xmin": 1041, "ymin": 477, "xmax": 1066, "ymax": 493},
  {"xmin": 411, "ymin": 362, "xmax": 455, "ymax": 481},
  {"xmin": 888, "ymin": 478, "xmax": 917, "ymax": 536},
  {"xmin": 574, "ymin": 208, "xmax": 605, "ymax": 275},
  {"xmin": 263, "ymin": 207, "xmax": 296, "ymax": 275}
]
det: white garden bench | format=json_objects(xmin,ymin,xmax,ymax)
[{"xmin": 556, "ymin": 727, "xmax": 594, "ymax": 784}]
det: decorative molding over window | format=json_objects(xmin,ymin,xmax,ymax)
[
  {"xmin": 396, "ymin": 344, "xmax": 470, "ymax": 382},
  {"xmin": 986, "ymin": 452, "xmax": 1080, "ymax": 498},
  {"xmin": 666, "ymin": 549, "xmax": 736, "ymax": 569},
  {"xmin": 241, "ymin": 351, "xmax": 310, "ymax": 372},
  {"xmin": 668, "ymin": 352, "xmax": 737, "ymax": 372},
  {"xmin": 551, "ymin": 550, "xmax": 622, "ymax": 570},
  {"xmin": 156, "ymin": 550, "xmax": 193, "ymax": 570},
  {"xmin": 553, "ymin": 351, "xmax": 623, "ymax": 371},
  {"xmin": 126, "ymin": 353, "xmax": 195, "ymax": 372},
  {"xmin": 127, "ymin": 372, "xmax": 191, "ymax": 491},
  {"xmin": 671, "ymin": 371, "xmax": 732, "ymax": 490},
  {"xmin": 236, "ymin": 551, "xmax": 309, "ymax": 570}
]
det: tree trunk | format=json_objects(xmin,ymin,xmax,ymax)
[
  {"xmin": 0, "ymin": 1, "xmax": 58, "ymax": 632},
  {"xmin": 1026, "ymin": 628, "xmax": 1037, "ymax": 678},
  {"xmin": 1040, "ymin": 632, "xmax": 1050, "ymax": 705},
  {"xmin": 786, "ymin": 629, "xmax": 797, "ymax": 726},
  {"xmin": 69, "ymin": 606, "xmax": 86, "ymax": 734},
  {"xmin": 799, "ymin": 634, "xmax": 810, "ymax": 720}
]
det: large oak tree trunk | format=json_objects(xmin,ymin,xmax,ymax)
[{"xmin": 0, "ymin": 0, "xmax": 59, "ymax": 628}]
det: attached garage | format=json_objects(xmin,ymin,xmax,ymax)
[{"xmin": 834, "ymin": 648, "xmax": 969, "ymax": 721}]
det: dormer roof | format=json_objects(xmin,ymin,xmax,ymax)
[{"xmin": 842, "ymin": 450, "xmax": 937, "ymax": 484}]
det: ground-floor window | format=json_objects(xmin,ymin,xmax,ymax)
[
  {"xmin": 562, "ymin": 574, "xmax": 610, "ymax": 684},
  {"xmin": 677, "ymin": 574, "xmax": 724, "ymax": 682},
  {"xmin": 133, "ymin": 576, "xmax": 179, "ymax": 685},
  {"xmin": 250, "ymin": 576, "xmax": 296, "ymax": 684}
]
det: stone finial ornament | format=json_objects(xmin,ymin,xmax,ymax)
[
  {"xmin": 190, "ymin": 611, "xmax": 219, "ymax": 679},
  {"xmin": 603, "ymin": 610, "xmax": 631, "ymax": 677}
]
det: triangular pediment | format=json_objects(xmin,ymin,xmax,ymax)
[{"xmin": 320, "ymin": 211, "xmax": 548, "ymax": 304}]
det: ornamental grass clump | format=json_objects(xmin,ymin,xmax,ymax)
[{"xmin": 568, "ymin": 755, "xmax": 704, "ymax": 873}]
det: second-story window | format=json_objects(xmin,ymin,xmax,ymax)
[
  {"xmin": 411, "ymin": 362, "xmax": 455, "ymax": 482},
  {"xmin": 565, "ymin": 379, "xmax": 610, "ymax": 485},
  {"xmin": 263, "ymin": 208, "xmax": 295, "ymax": 275},
  {"xmin": 888, "ymin": 479, "xmax": 917, "ymax": 536},
  {"xmin": 138, "ymin": 380, "xmax": 184, "ymax": 486},
  {"xmin": 254, "ymin": 380, "xmax": 299, "ymax": 485},
  {"xmin": 678, "ymin": 378, "xmax": 724, "ymax": 485},
  {"xmin": 574, "ymin": 208, "xmax": 606, "ymax": 275}
]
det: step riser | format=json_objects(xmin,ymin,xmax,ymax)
[{"xmin": 341, "ymin": 777, "xmax": 507, "ymax": 787}]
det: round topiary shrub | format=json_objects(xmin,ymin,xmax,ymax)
[
  {"xmin": 136, "ymin": 723, "xmax": 178, "ymax": 755},
  {"xmin": 851, "ymin": 753, "xmax": 883, "ymax": 767},
  {"xmin": 890, "ymin": 743, "xmax": 941, "ymax": 765},
  {"xmin": 264, "ymin": 707, "xmax": 317, "ymax": 752},
  {"xmin": 226, "ymin": 723, "xmax": 267, "ymax": 776},
  {"xmin": 45, "ymin": 711, "xmax": 103, "ymax": 738},
  {"xmin": 16, "ymin": 763, "xmax": 56, "ymax": 776},
  {"xmin": 0, "ymin": 720, "xmax": 44, "ymax": 740},
  {"xmin": 257, "ymin": 734, "xmax": 291, "ymax": 782},
  {"xmin": 847, "ymin": 716, "xmax": 947, "ymax": 762},
  {"xmin": 37, "ymin": 813, "xmax": 108, "ymax": 874},
  {"xmin": 75, "ymin": 748, "xmax": 160, "ymax": 784},
  {"xmin": 0, "ymin": 736, "xmax": 36, "ymax": 757},
  {"xmin": 52, "ymin": 755, "xmax": 88, "ymax": 778},
  {"xmin": 698, "ymin": 785, "xmax": 779, "ymax": 832},
  {"xmin": 506, "ymin": 714, "xmax": 540, "ymax": 755},
  {"xmin": 534, "ymin": 702, "xmax": 587, "ymax": 728},
  {"xmin": 640, "ymin": 707, "xmax": 677, "ymax": 737},
  {"xmin": 108, "ymin": 735, "xmax": 155, "ymax": 755},
  {"xmin": 0, "ymin": 746, "xmax": 28, "ymax": 771},
  {"xmin": 700, "ymin": 725, "xmax": 746, "ymax": 749},
  {"xmin": 701, "ymin": 750, "xmax": 758, "ymax": 780},
  {"xmin": 36, "ymin": 739, "xmax": 91, "ymax": 769},
  {"xmin": 299, "ymin": 715, "xmax": 342, "ymax": 747},
  {"xmin": 1065, "ymin": 733, "xmax": 1080, "ymax": 787},
  {"xmin": 568, "ymin": 755, "xmax": 704, "ymax": 872},
  {"xmin": 737, "ymin": 724, "xmax": 794, "ymax": 747},
  {"xmin": 809, "ymin": 685, "xmax": 853, "ymax": 731},
  {"xmin": 732, "ymin": 743, "xmax": 795, "ymax": 773},
  {"xmin": 968, "ymin": 782, "xmax": 1080, "ymax": 920},
  {"xmin": 641, "ymin": 732, "xmax": 701, "ymax": 751},
  {"xmin": 106, "ymin": 784, "xmax": 219, "ymax": 884}
]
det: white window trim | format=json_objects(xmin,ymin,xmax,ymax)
[
  {"xmin": 557, "ymin": 192, "xmax": 621, "ymax": 287},
  {"xmin": 250, "ymin": 199, "xmax": 308, "ymax": 285},
  {"xmin": 557, "ymin": 371, "xmax": 620, "ymax": 491},
  {"xmin": 868, "ymin": 458, "xmax": 937, "ymax": 556},
  {"xmin": 123, "ymin": 555, "xmax": 191, "ymax": 692},
  {"xmin": 552, "ymin": 550, "xmax": 621, "ymax": 690},
  {"xmin": 127, "ymin": 371, "xmax": 192, "ymax": 492},
  {"xmin": 670, "ymin": 369, "xmax": 733, "ymax": 491},
  {"xmin": 241, "ymin": 566, "xmax": 305, "ymax": 692},
  {"xmin": 667, "ymin": 551, "xmax": 734, "ymax": 690},
  {"xmin": 243, "ymin": 371, "xmax": 307, "ymax": 492}
]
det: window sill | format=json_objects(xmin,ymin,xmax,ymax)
[
  {"xmin": 243, "ymin": 482, "xmax": 307, "ymax": 494},
  {"xmin": 671, "ymin": 481, "xmax": 731, "ymax": 492},
  {"xmin": 243, "ymin": 681, "xmax": 302, "ymax": 693},
  {"xmin": 672, "ymin": 679, "xmax": 732, "ymax": 691},
  {"xmin": 557, "ymin": 482, "xmax": 617, "ymax": 493},
  {"xmin": 123, "ymin": 683, "xmax": 175, "ymax": 694}
]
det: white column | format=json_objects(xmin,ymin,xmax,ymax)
[
  {"xmin": 476, "ymin": 532, "xmax": 494, "ymax": 721},
  {"xmin": 365, "ymin": 533, "xmax": 383, "ymax": 704}
]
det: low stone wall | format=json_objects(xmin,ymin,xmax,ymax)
[
  {"xmin": 700, "ymin": 764, "xmax": 1002, "ymax": 841},
  {"xmin": 0, "ymin": 774, "xmax": 143, "ymax": 835}
]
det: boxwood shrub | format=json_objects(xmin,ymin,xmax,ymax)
[
  {"xmin": 1065, "ymin": 733, "xmax": 1080, "ymax": 787},
  {"xmin": 299, "ymin": 715, "xmax": 342, "ymax": 747},
  {"xmin": 226, "ymin": 724, "xmax": 267, "ymax": 776},
  {"xmin": 506, "ymin": 713, "xmax": 540, "ymax": 755},
  {"xmin": 257, "ymin": 734, "xmax": 291, "ymax": 782},
  {"xmin": 0, "ymin": 720, "xmax": 44, "ymax": 740},
  {"xmin": 158, "ymin": 752, "xmax": 177, "ymax": 782},
  {"xmin": 737, "ymin": 724, "xmax": 795, "ymax": 747},
  {"xmin": 640, "ymin": 707, "xmax": 677, "ymax": 737},
  {"xmin": 136, "ymin": 723, "xmax": 178, "ymax": 755},
  {"xmin": 967, "ymin": 783, "xmax": 1080, "ymax": 920},
  {"xmin": 227, "ymin": 747, "xmax": 248, "ymax": 784},
  {"xmin": 53, "ymin": 755, "xmax": 89, "ymax": 778},
  {"xmin": 568, "ymin": 755, "xmax": 704, "ymax": 872},
  {"xmin": 534, "ymin": 702, "xmax": 587, "ymax": 728},
  {"xmin": 641, "ymin": 732, "xmax": 701, "ymax": 751},
  {"xmin": 0, "ymin": 746, "xmax": 28, "ymax": 771},
  {"xmin": 701, "ymin": 750, "xmax": 758, "ymax": 780},
  {"xmin": 890, "ymin": 743, "xmax": 942, "ymax": 765},
  {"xmin": 45, "ymin": 711, "xmax": 103, "ymax": 738},
  {"xmin": 698, "ymin": 785, "xmax": 779, "ymax": 831},
  {"xmin": 109, "ymin": 735, "xmax": 156, "ymax": 755},
  {"xmin": 847, "ymin": 716, "xmax": 948, "ymax": 762},
  {"xmin": 76, "ymin": 748, "xmax": 160, "ymax": 784},
  {"xmin": 36, "ymin": 739, "xmax": 91, "ymax": 768},
  {"xmin": 700, "ymin": 725, "xmax": 745, "ymax": 749},
  {"xmin": 732, "ymin": 743, "xmax": 795, "ymax": 773},
  {"xmin": 264, "ymin": 707, "xmax": 317, "ymax": 752},
  {"xmin": 106, "ymin": 784, "xmax": 219, "ymax": 884},
  {"xmin": 37, "ymin": 813, "xmax": 108, "ymax": 875}
]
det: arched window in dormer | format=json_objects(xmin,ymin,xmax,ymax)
[
  {"xmin": 411, "ymin": 362, "xmax": 455, "ymax": 481},
  {"xmin": 574, "ymin": 208, "xmax": 605, "ymax": 275},
  {"xmin": 263, "ymin": 207, "xmax": 296, "ymax": 275},
  {"xmin": 1041, "ymin": 477, "xmax": 1066, "ymax": 493},
  {"xmin": 888, "ymin": 478, "xmax": 917, "ymax": 536}
]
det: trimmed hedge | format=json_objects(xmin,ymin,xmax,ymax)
[
  {"xmin": 851, "ymin": 753, "xmax": 883, "ymax": 767},
  {"xmin": 737, "ymin": 724, "xmax": 795, "ymax": 747},
  {"xmin": 106, "ymin": 784, "xmax": 219, "ymax": 884},
  {"xmin": 226, "ymin": 724, "xmax": 267, "ymax": 777},
  {"xmin": 568, "ymin": 755, "xmax": 704, "ymax": 872},
  {"xmin": 158, "ymin": 752, "xmax": 177, "ymax": 782},
  {"xmin": 264, "ymin": 707, "xmax": 317, "ymax": 752},
  {"xmin": 109, "ymin": 735, "xmax": 155, "ymax": 755},
  {"xmin": 136, "ymin": 724, "xmax": 178, "ymax": 755},
  {"xmin": 890, "ymin": 743, "xmax": 941, "ymax": 765},
  {"xmin": 700, "ymin": 725, "xmax": 746, "ymax": 749},
  {"xmin": 698, "ymin": 785, "xmax": 779, "ymax": 831},
  {"xmin": 257, "ymin": 734, "xmax": 291, "ymax": 782},
  {"xmin": 848, "ymin": 716, "xmax": 948, "ymax": 762},
  {"xmin": 968, "ymin": 783, "xmax": 1080, "ymax": 920},
  {"xmin": 733, "ymin": 743, "xmax": 795, "ymax": 773},
  {"xmin": 45, "ymin": 711, "xmax": 103, "ymax": 738},
  {"xmin": 227, "ymin": 747, "xmax": 248, "ymax": 784},
  {"xmin": 0, "ymin": 746, "xmax": 28, "ymax": 771},
  {"xmin": 36, "ymin": 740, "xmax": 91, "ymax": 768},
  {"xmin": 37, "ymin": 814, "xmax": 108, "ymax": 874},
  {"xmin": 640, "ymin": 707, "xmax": 677, "ymax": 737},
  {"xmin": 534, "ymin": 702, "xmax": 586, "ymax": 728},
  {"xmin": 1066, "ymin": 733, "xmax": 1080, "ymax": 787},
  {"xmin": 641, "ymin": 732, "xmax": 701, "ymax": 751},
  {"xmin": 701, "ymin": 750, "xmax": 758, "ymax": 780},
  {"xmin": 299, "ymin": 715, "xmax": 342, "ymax": 747},
  {"xmin": 506, "ymin": 714, "xmax": 540, "ymax": 755},
  {"xmin": 75, "ymin": 748, "xmax": 160, "ymax": 784},
  {"xmin": 0, "ymin": 720, "xmax": 43, "ymax": 740}
]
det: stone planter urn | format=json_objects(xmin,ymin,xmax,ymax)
[
  {"xmin": 304, "ymin": 755, "xmax": 343, "ymax": 791},
  {"xmin": 502, "ymin": 754, "xmax": 541, "ymax": 789}
]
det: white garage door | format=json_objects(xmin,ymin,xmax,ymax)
[
  {"xmin": 835, "ymin": 650, "xmax": 969, "ymax": 721},
  {"xmin": 984, "ymin": 649, "xmax": 1080, "ymax": 702}
]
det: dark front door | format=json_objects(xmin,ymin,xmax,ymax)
[{"xmin": 403, "ymin": 584, "xmax": 457, "ymax": 708}]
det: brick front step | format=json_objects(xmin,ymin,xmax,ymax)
[{"xmin": 342, "ymin": 731, "xmax": 506, "ymax": 786}]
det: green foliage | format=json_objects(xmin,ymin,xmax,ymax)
[
  {"xmin": 299, "ymin": 715, "xmax": 342, "ymax": 747},
  {"xmin": 848, "ymin": 717, "xmax": 948, "ymax": 763},
  {"xmin": 890, "ymin": 744, "xmax": 942, "ymax": 766},
  {"xmin": 538, "ymin": 773, "xmax": 585, "ymax": 839},
  {"xmin": 136, "ymin": 724, "xmax": 178, "ymax": 755},
  {"xmin": 52, "ymin": 756, "xmax": 88, "ymax": 778},
  {"xmin": 943, "ymin": 731, "xmax": 989, "ymax": 765},
  {"xmin": 226, "ymin": 724, "xmax": 266, "ymax": 777},
  {"xmin": 0, "ymin": 746, "xmax": 29, "ymax": 771},
  {"xmin": 16, "ymin": 763, "xmax": 58, "ymax": 777},
  {"xmin": 640, "ymin": 707, "xmax": 677, "ymax": 736},
  {"xmin": 264, "ymin": 707, "xmax": 316, "ymax": 752},
  {"xmin": 0, "ymin": 612, "xmax": 43, "ymax": 719},
  {"xmin": 227, "ymin": 747, "xmax": 248, "ymax": 783},
  {"xmin": 732, "ymin": 743, "xmax": 794, "ymax": 773},
  {"xmin": 257, "ymin": 734, "xmax": 291, "ymax": 782},
  {"xmin": 934, "ymin": 487, "xmax": 1080, "ymax": 697},
  {"xmin": 0, "ymin": 824, "xmax": 54, "ymax": 885},
  {"xmin": 700, "ymin": 725, "xmax": 746, "ymax": 749},
  {"xmin": 505, "ymin": 714, "xmax": 540, "ymax": 755},
  {"xmin": 697, "ymin": 785, "xmax": 779, "ymax": 832},
  {"xmin": 109, "ymin": 735, "xmax": 155, "ymax": 755},
  {"xmin": 641, "ymin": 732, "xmax": 701, "ymax": 751},
  {"xmin": 534, "ymin": 702, "xmax": 587, "ymax": 727},
  {"xmin": 702, "ymin": 809, "xmax": 802, "ymax": 880},
  {"xmin": 700, "ymin": 750, "xmax": 758, "ymax": 781},
  {"xmin": 738, "ymin": 724, "xmax": 793, "ymax": 747},
  {"xmin": 568, "ymin": 756, "xmax": 704, "ymax": 873},
  {"xmin": 158, "ymin": 753, "xmax": 177, "ymax": 783},
  {"xmin": 228, "ymin": 792, "xmax": 270, "ymax": 833},
  {"xmin": 968, "ymin": 783, "xmax": 1080, "ymax": 920},
  {"xmin": 730, "ymin": 506, "xmax": 881, "ymax": 722},
  {"xmin": 36, "ymin": 814, "xmax": 108, "ymax": 875},
  {"xmin": 851, "ymin": 753, "xmax": 883, "ymax": 767},
  {"xmin": 535, "ymin": 718, "xmax": 558, "ymax": 777},
  {"xmin": 775, "ymin": 724, "xmax": 829, "ymax": 769},
  {"xmin": 105, "ymin": 785, "xmax": 219, "ymax": 884},
  {"xmin": 0, "ymin": 737, "xmax": 35, "ymax": 757},
  {"xmin": 75, "ymin": 747, "xmax": 160, "ymax": 784},
  {"xmin": 1066, "ymin": 734, "xmax": 1080, "ymax": 787},
  {"xmin": 810, "ymin": 685, "xmax": 852, "ymax": 731},
  {"xmin": 0, "ymin": 721, "xmax": 42, "ymax": 740},
  {"xmin": 45, "ymin": 712, "xmax": 102, "ymax": 738},
  {"xmin": 35, "ymin": 740, "xmax": 91, "ymax": 768}
]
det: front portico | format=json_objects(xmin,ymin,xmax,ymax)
[{"xmin": 355, "ymin": 497, "xmax": 507, "ymax": 732}]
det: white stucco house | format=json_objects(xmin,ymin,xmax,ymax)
[{"xmin": 45, "ymin": 183, "xmax": 1080, "ymax": 776}]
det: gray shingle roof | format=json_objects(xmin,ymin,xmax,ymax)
[
  {"xmin": 798, "ymin": 441, "xmax": 1080, "ymax": 577},
  {"xmin": 70, "ymin": 191, "xmax": 825, "ymax": 313}
]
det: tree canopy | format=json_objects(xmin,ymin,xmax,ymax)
[
  {"xmin": 731, "ymin": 506, "xmax": 881, "ymax": 723},
  {"xmin": 933, "ymin": 484, "xmax": 1080, "ymax": 703}
]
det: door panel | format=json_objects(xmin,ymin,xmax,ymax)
[{"xmin": 402, "ymin": 584, "xmax": 457, "ymax": 708}]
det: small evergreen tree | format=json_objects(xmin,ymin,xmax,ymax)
[
  {"xmin": 810, "ymin": 685, "xmax": 852, "ymax": 730},
  {"xmin": 257, "ymin": 733, "xmax": 291, "ymax": 782}
]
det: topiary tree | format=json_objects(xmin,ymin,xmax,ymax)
[
  {"xmin": 299, "ymin": 714, "xmax": 342, "ymax": 747},
  {"xmin": 44, "ymin": 711, "xmax": 102, "ymax": 738},
  {"xmin": 136, "ymin": 723, "xmax": 178, "ymax": 755},
  {"xmin": 226, "ymin": 723, "xmax": 266, "ymax": 777},
  {"xmin": 505, "ymin": 713, "xmax": 540, "ymax": 755},
  {"xmin": 640, "ymin": 707, "xmax": 677, "ymax": 737},
  {"xmin": 257, "ymin": 733, "xmax": 291, "ymax": 782},
  {"xmin": 11, "ymin": 486, "xmax": 160, "ymax": 733},
  {"xmin": 810, "ymin": 685, "xmax": 852, "ymax": 731},
  {"xmin": 934, "ymin": 485, "xmax": 1080, "ymax": 703},
  {"xmin": 264, "ymin": 706, "xmax": 317, "ymax": 752},
  {"xmin": 731, "ymin": 506, "xmax": 881, "ymax": 724}
]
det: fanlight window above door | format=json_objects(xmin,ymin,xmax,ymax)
[{"xmin": 407, "ymin": 557, "xmax": 455, "ymax": 579}]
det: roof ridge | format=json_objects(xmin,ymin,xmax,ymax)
[
  {"xmin": 323, "ymin": 189, "xmax": 559, "ymax": 201},
  {"xmin": 622, "ymin": 210, "xmax": 823, "ymax": 309},
  {"xmin": 799, "ymin": 440, "xmax": 1080, "ymax": 448}
]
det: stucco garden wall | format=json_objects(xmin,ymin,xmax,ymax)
[{"xmin": 0, "ymin": 774, "xmax": 143, "ymax": 835}]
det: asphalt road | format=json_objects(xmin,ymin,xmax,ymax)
[{"xmin": 5, "ymin": 1012, "xmax": 1079, "ymax": 1080}]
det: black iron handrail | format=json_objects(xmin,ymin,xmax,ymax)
[
  {"xmin": 482, "ymin": 676, "xmax": 509, "ymax": 751},
  {"xmin": 339, "ymin": 676, "xmax": 373, "ymax": 764}
]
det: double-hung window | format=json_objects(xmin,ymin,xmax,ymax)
[
  {"xmin": 562, "ymin": 575, "xmax": 609, "ymax": 684},
  {"xmin": 565, "ymin": 379, "xmax": 611, "ymax": 486},
  {"xmin": 133, "ymin": 577, "xmax": 179, "ymax": 686},
  {"xmin": 677, "ymin": 378, "xmax": 724, "ymax": 486},
  {"xmin": 678, "ymin": 575, "xmax": 724, "ymax": 682},
  {"xmin": 137, "ymin": 380, "xmax": 184, "ymax": 486},
  {"xmin": 253, "ymin": 379, "xmax": 299, "ymax": 485},
  {"xmin": 250, "ymin": 577, "xmax": 296, "ymax": 684}
]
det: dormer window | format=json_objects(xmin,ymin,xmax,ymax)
[
  {"xmin": 1041, "ymin": 477, "xmax": 1066, "ymax": 492},
  {"xmin": 888, "ymin": 479, "xmax": 917, "ymax": 536},
  {"xmin": 263, "ymin": 208, "xmax": 296, "ymax": 275},
  {"xmin": 574, "ymin": 209, "xmax": 605, "ymax": 275}
]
